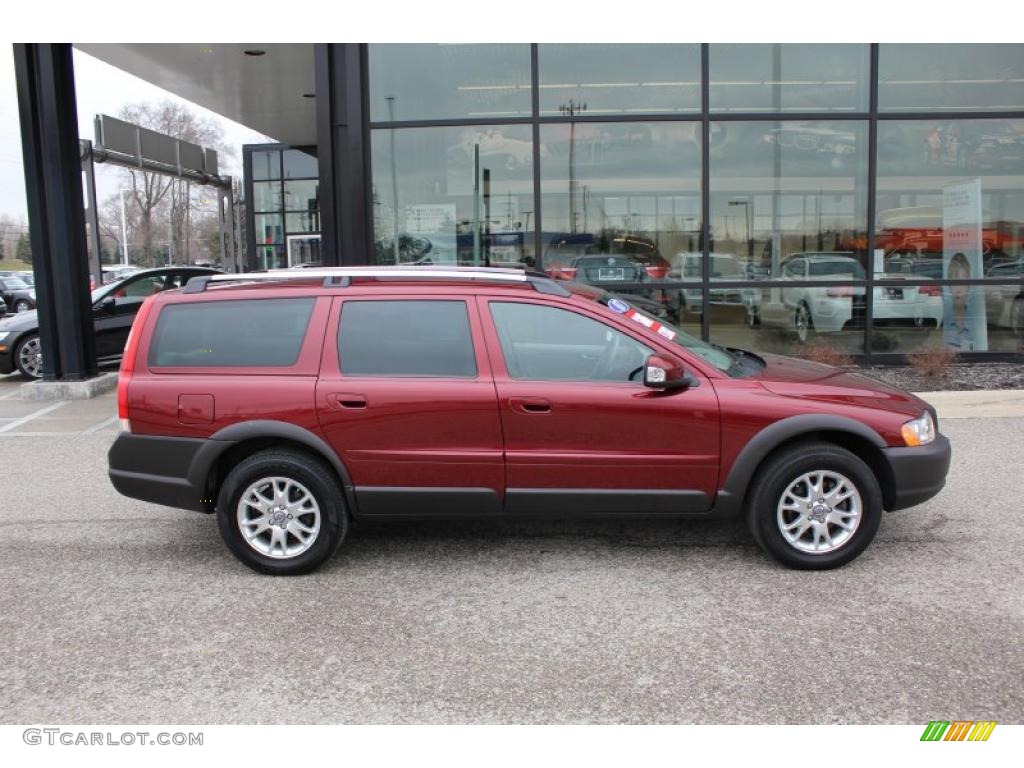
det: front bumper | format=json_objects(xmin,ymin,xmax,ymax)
[
  {"xmin": 0, "ymin": 342, "xmax": 14, "ymax": 374},
  {"xmin": 880, "ymin": 434, "xmax": 952, "ymax": 511}
]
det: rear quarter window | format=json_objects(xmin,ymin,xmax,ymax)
[{"xmin": 147, "ymin": 297, "xmax": 315, "ymax": 367}]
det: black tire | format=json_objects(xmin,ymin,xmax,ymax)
[
  {"xmin": 216, "ymin": 448, "xmax": 349, "ymax": 575},
  {"xmin": 746, "ymin": 441, "xmax": 883, "ymax": 570},
  {"xmin": 14, "ymin": 300, "xmax": 31, "ymax": 313}
]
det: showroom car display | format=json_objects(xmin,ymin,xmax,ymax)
[
  {"xmin": 0, "ymin": 266, "xmax": 218, "ymax": 379},
  {"xmin": 107, "ymin": 266, "xmax": 950, "ymax": 576},
  {"xmin": 751, "ymin": 252, "xmax": 944, "ymax": 341},
  {"xmin": 667, "ymin": 251, "xmax": 757, "ymax": 321}
]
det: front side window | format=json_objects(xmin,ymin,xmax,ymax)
[
  {"xmin": 490, "ymin": 302, "xmax": 652, "ymax": 382},
  {"xmin": 148, "ymin": 298, "xmax": 315, "ymax": 367},
  {"xmin": 338, "ymin": 300, "xmax": 476, "ymax": 377}
]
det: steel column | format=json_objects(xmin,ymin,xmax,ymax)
[{"xmin": 13, "ymin": 43, "xmax": 97, "ymax": 381}]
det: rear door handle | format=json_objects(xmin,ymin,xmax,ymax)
[
  {"xmin": 509, "ymin": 397, "xmax": 551, "ymax": 414},
  {"xmin": 327, "ymin": 393, "xmax": 367, "ymax": 410}
]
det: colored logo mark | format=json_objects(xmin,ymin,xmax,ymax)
[{"xmin": 920, "ymin": 720, "xmax": 997, "ymax": 741}]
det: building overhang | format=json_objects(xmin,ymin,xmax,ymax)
[{"xmin": 74, "ymin": 44, "xmax": 316, "ymax": 146}]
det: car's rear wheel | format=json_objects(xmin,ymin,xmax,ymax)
[
  {"xmin": 746, "ymin": 441, "xmax": 882, "ymax": 570},
  {"xmin": 15, "ymin": 334, "xmax": 43, "ymax": 379},
  {"xmin": 795, "ymin": 302, "xmax": 813, "ymax": 342},
  {"xmin": 216, "ymin": 448, "xmax": 348, "ymax": 575},
  {"xmin": 14, "ymin": 299, "xmax": 31, "ymax": 313}
]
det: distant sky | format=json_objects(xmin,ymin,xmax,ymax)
[{"xmin": 0, "ymin": 47, "xmax": 271, "ymax": 222}]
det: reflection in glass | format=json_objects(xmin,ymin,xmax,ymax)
[
  {"xmin": 283, "ymin": 180, "xmax": 319, "ymax": 213},
  {"xmin": 252, "ymin": 181, "xmax": 281, "ymax": 213},
  {"xmin": 711, "ymin": 282, "xmax": 866, "ymax": 356},
  {"xmin": 251, "ymin": 150, "xmax": 280, "ymax": 181},
  {"xmin": 371, "ymin": 125, "xmax": 535, "ymax": 266},
  {"xmin": 539, "ymin": 121, "xmax": 701, "ymax": 284},
  {"xmin": 282, "ymin": 148, "xmax": 318, "ymax": 179},
  {"xmin": 368, "ymin": 44, "xmax": 532, "ymax": 122},
  {"xmin": 709, "ymin": 120, "xmax": 869, "ymax": 279},
  {"xmin": 876, "ymin": 119, "xmax": 1024, "ymax": 278},
  {"xmin": 254, "ymin": 214, "xmax": 283, "ymax": 246},
  {"xmin": 710, "ymin": 44, "xmax": 869, "ymax": 113},
  {"xmin": 879, "ymin": 44, "xmax": 1024, "ymax": 112},
  {"xmin": 537, "ymin": 44, "xmax": 700, "ymax": 116}
]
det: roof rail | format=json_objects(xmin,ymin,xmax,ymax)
[{"xmin": 182, "ymin": 266, "xmax": 572, "ymax": 297}]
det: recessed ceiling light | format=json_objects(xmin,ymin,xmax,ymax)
[
  {"xmin": 302, "ymin": 93, "xmax": 316, "ymax": 99},
  {"xmin": 243, "ymin": 49, "xmax": 266, "ymax": 57}
]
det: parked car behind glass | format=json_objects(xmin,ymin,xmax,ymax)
[{"xmin": 0, "ymin": 276, "xmax": 36, "ymax": 313}]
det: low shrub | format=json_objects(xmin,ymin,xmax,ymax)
[
  {"xmin": 908, "ymin": 345, "xmax": 957, "ymax": 381},
  {"xmin": 796, "ymin": 339, "xmax": 854, "ymax": 368}
]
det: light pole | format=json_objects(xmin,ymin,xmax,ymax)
[
  {"xmin": 728, "ymin": 198, "xmax": 753, "ymax": 259},
  {"xmin": 559, "ymin": 99, "xmax": 586, "ymax": 234},
  {"xmin": 119, "ymin": 188, "xmax": 130, "ymax": 266}
]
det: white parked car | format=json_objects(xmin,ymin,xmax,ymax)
[{"xmin": 751, "ymin": 253, "xmax": 944, "ymax": 341}]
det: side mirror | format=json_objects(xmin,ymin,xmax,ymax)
[
  {"xmin": 99, "ymin": 296, "xmax": 117, "ymax": 313},
  {"xmin": 643, "ymin": 354, "xmax": 696, "ymax": 390}
]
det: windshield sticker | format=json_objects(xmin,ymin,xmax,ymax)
[
  {"xmin": 626, "ymin": 310, "xmax": 655, "ymax": 328},
  {"xmin": 625, "ymin": 308, "xmax": 675, "ymax": 339},
  {"xmin": 607, "ymin": 298, "xmax": 630, "ymax": 314}
]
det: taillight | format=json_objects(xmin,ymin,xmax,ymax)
[
  {"xmin": 117, "ymin": 295, "xmax": 156, "ymax": 432},
  {"xmin": 918, "ymin": 284, "xmax": 941, "ymax": 296},
  {"xmin": 645, "ymin": 265, "xmax": 669, "ymax": 280},
  {"xmin": 551, "ymin": 266, "xmax": 577, "ymax": 280}
]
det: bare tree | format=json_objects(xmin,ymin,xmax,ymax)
[{"xmin": 116, "ymin": 101, "xmax": 229, "ymax": 266}]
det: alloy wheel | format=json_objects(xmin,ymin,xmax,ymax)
[
  {"xmin": 795, "ymin": 305, "xmax": 811, "ymax": 342},
  {"xmin": 17, "ymin": 336, "xmax": 42, "ymax": 379},
  {"xmin": 776, "ymin": 470, "xmax": 862, "ymax": 555},
  {"xmin": 236, "ymin": 476, "xmax": 322, "ymax": 559}
]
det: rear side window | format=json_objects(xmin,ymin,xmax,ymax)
[
  {"xmin": 148, "ymin": 298, "xmax": 315, "ymax": 367},
  {"xmin": 338, "ymin": 300, "xmax": 476, "ymax": 377}
]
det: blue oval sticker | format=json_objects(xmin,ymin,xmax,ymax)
[{"xmin": 608, "ymin": 298, "xmax": 630, "ymax": 314}]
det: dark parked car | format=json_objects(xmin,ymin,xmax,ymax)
[
  {"xmin": 107, "ymin": 266, "xmax": 950, "ymax": 575},
  {"xmin": 0, "ymin": 297, "xmax": 7, "ymax": 317},
  {"xmin": 0, "ymin": 266, "xmax": 218, "ymax": 379},
  {"xmin": 0, "ymin": 276, "xmax": 36, "ymax": 313}
]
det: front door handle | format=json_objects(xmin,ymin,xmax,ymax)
[
  {"xmin": 328, "ymin": 393, "xmax": 367, "ymax": 410},
  {"xmin": 509, "ymin": 397, "xmax": 551, "ymax": 414}
]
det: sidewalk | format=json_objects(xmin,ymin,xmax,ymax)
[{"xmin": 914, "ymin": 389, "xmax": 1024, "ymax": 419}]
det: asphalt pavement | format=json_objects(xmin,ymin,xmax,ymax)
[{"xmin": 0, "ymin": 372, "xmax": 1020, "ymax": 724}]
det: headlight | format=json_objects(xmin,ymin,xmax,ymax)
[
  {"xmin": 901, "ymin": 412, "xmax": 936, "ymax": 447},
  {"xmin": 0, "ymin": 331, "xmax": 10, "ymax": 342}
]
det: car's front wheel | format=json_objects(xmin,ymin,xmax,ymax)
[
  {"xmin": 746, "ymin": 441, "xmax": 883, "ymax": 569},
  {"xmin": 794, "ymin": 302, "xmax": 814, "ymax": 342},
  {"xmin": 15, "ymin": 334, "xmax": 43, "ymax": 379},
  {"xmin": 14, "ymin": 299, "xmax": 31, "ymax": 313},
  {"xmin": 216, "ymin": 448, "xmax": 349, "ymax": 575}
]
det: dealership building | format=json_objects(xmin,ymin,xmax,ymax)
[{"xmin": 13, "ymin": 43, "xmax": 1024, "ymax": 378}]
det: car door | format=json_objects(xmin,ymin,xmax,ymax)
[
  {"xmin": 479, "ymin": 296, "xmax": 721, "ymax": 515},
  {"xmin": 94, "ymin": 271, "xmax": 191, "ymax": 358},
  {"xmin": 315, "ymin": 294, "xmax": 505, "ymax": 517}
]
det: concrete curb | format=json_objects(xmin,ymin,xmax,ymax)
[
  {"xmin": 19, "ymin": 372, "xmax": 118, "ymax": 401},
  {"xmin": 914, "ymin": 389, "xmax": 1024, "ymax": 419}
]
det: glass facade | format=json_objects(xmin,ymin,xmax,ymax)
[
  {"xmin": 242, "ymin": 44, "xmax": 1024, "ymax": 363},
  {"xmin": 245, "ymin": 146, "xmax": 321, "ymax": 270}
]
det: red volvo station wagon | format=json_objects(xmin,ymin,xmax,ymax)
[{"xmin": 108, "ymin": 267, "xmax": 951, "ymax": 575}]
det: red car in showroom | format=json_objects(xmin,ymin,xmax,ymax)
[{"xmin": 108, "ymin": 267, "xmax": 950, "ymax": 575}]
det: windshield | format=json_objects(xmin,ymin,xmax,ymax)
[{"xmin": 596, "ymin": 292, "xmax": 747, "ymax": 377}]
